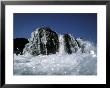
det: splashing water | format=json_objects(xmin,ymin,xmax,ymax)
[
  {"xmin": 14, "ymin": 51, "xmax": 97, "ymax": 75},
  {"xmin": 58, "ymin": 35, "xmax": 65, "ymax": 55}
]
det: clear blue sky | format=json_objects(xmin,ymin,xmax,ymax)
[{"xmin": 14, "ymin": 13, "xmax": 97, "ymax": 44}]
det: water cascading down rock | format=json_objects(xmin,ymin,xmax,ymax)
[
  {"xmin": 21, "ymin": 27, "xmax": 93, "ymax": 56},
  {"xmin": 23, "ymin": 27, "xmax": 59, "ymax": 55}
]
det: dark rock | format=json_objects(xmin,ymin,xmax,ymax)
[
  {"xmin": 38, "ymin": 27, "xmax": 59, "ymax": 55},
  {"xmin": 14, "ymin": 38, "xmax": 29, "ymax": 55},
  {"xmin": 63, "ymin": 34, "xmax": 79, "ymax": 54},
  {"xmin": 63, "ymin": 34, "xmax": 72, "ymax": 54},
  {"xmin": 23, "ymin": 27, "xmax": 59, "ymax": 55}
]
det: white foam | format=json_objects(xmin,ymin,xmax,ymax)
[{"xmin": 14, "ymin": 51, "xmax": 97, "ymax": 75}]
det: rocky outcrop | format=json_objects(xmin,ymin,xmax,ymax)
[
  {"xmin": 23, "ymin": 27, "xmax": 59, "ymax": 56},
  {"xmin": 14, "ymin": 38, "xmax": 29, "ymax": 55},
  {"xmin": 14, "ymin": 27, "xmax": 95, "ymax": 56},
  {"xmin": 63, "ymin": 34, "xmax": 79, "ymax": 54}
]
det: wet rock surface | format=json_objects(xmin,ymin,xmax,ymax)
[{"xmin": 14, "ymin": 27, "xmax": 95, "ymax": 56}]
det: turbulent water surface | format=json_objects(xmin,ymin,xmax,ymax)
[{"xmin": 14, "ymin": 51, "xmax": 97, "ymax": 75}]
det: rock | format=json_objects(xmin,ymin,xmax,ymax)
[
  {"xmin": 23, "ymin": 27, "xmax": 59, "ymax": 56},
  {"xmin": 38, "ymin": 27, "xmax": 59, "ymax": 55},
  {"xmin": 22, "ymin": 27, "xmax": 95, "ymax": 56},
  {"xmin": 63, "ymin": 34, "xmax": 72, "ymax": 54},
  {"xmin": 14, "ymin": 38, "xmax": 29, "ymax": 55},
  {"xmin": 63, "ymin": 34, "xmax": 79, "ymax": 54}
]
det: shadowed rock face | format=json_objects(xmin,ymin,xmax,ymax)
[
  {"xmin": 63, "ymin": 34, "xmax": 79, "ymax": 54},
  {"xmin": 14, "ymin": 38, "xmax": 29, "ymax": 55},
  {"xmin": 63, "ymin": 34, "xmax": 72, "ymax": 54},
  {"xmin": 23, "ymin": 27, "xmax": 59, "ymax": 56},
  {"xmin": 38, "ymin": 27, "xmax": 59, "ymax": 55}
]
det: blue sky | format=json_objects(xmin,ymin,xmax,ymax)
[{"xmin": 14, "ymin": 13, "xmax": 97, "ymax": 44}]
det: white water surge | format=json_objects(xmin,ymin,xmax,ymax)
[{"xmin": 58, "ymin": 35, "xmax": 65, "ymax": 55}]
